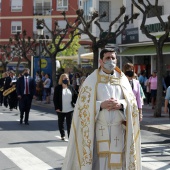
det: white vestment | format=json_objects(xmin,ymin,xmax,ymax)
[
  {"xmin": 62, "ymin": 68, "xmax": 141, "ymax": 170},
  {"xmin": 93, "ymin": 70, "xmax": 127, "ymax": 170}
]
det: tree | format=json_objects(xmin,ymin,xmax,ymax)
[
  {"xmin": 0, "ymin": 43, "xmax": 13, "ymax": 72},
  {"xmin": 73, "ymin": 7, "xmax": 139, "ymax": 69},
  {"xmin": 57, "ymin": 31, "xmax": 80, "ymax": 69},
  {"xmin": 38, "ymin": 12, "xmax": 81, "ymax": 87},
  {"xmin": 11, "ymin": 30, "xmax": 37, "ymax": 70},
  {"xmin": 132, "ymin": 0, "xmax": 170, "ymax": 117},
  {"xmin": 57, "ymin": 30, "xmax": 80, "ymax": 57}
]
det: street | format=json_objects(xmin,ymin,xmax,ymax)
[{"xmin": 0, "ymin": 104, "xmax": 170, "ymax": 170}]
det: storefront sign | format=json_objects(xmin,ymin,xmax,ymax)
[
  {"xmin": 146, "ymin": 22, "xmax": 167, "ymax": 33},
  {"xmin": 100, "ymin": 32, "xmax": 116, "ymax": 44},
  {"xmin": 122, "ymin": 28, "xmax": 139, "ymax": 44},
  {"xmin": 33, "ymin": 56, "xmax": 52, "ymax": 82}
]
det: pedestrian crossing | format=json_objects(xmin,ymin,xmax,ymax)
[
  {"xmin": 0, "ymin": 147, "xmax": 53, "ymax": 170},
  {"xmin": 0, "ymin": 145, "xmax": 170, "ymax": 170},
  {"xmin": 142, "ymin": 143, "xmax": 170, "ymax": 170}
]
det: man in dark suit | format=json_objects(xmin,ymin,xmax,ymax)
[{"xmin": 17, "ymin": 68, "xmax": 36, "ymax": 125}]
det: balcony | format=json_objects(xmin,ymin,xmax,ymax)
[
  {"xmin": 33, "ymin": 31, "xmax": 51, "ymax": 40},
  {"xmin": 33, "ymin": 6, "xmax": 52, "ymax": 16}
]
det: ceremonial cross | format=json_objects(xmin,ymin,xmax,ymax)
[
  {"xmin": 114, "ymin": 136, "xmax": 119, "ymax": 147},
  {"xmin": 99, "ymin": 126, "xmax": 105, "ymax": 136}
]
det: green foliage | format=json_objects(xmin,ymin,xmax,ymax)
[
  {"xmin": 57, "ymin": 30, "xmax": 80, "ymax": 56},
  {"xmin": 45, "ymin": 30, "xmax": 80, "ymax": 58}
]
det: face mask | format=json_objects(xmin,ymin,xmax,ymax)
[
  {"xmin": 125, "ymin": 70, "xmax": 134, "ymax": 77},
  {"xmin": 24, "ymin": 73, "xmax": 28, "ymax": 77},
  {"xmin": 103, "ymin": 60, "xmax": 116, "ymax": 71},
  {"xmin": 62, "ymin": 79, "xmax": 68, "ymax": 85}
]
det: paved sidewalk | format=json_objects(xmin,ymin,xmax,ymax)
[
  {"xmin": 32, "ymin": 98, "xmax": 170, "ymax": 136},
  {"xmin": 141, "ymin": 104, "xmax": 170, "ymax": 135}
]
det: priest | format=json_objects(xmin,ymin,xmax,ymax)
[{"xmin": 62, "ymin": 48, "xmax": 141, "ymax": 170}]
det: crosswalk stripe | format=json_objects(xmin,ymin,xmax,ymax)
[
  {"xmin": 0, "ymin": 147, "xmax": 53, "ymax": 170},
  {"xmin": 1, "ymin": 146, "xmax": 170, "ymax": 170},
  {"xmin": 47, "ymin": 146, "xmax": 67, "ymax": 157},
  {"xmin": 142, "ymin": 157, "xmax": 170, "ymax": 170}
]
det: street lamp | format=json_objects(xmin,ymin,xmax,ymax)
[{"xmin": 36, "ymin": 20, "xmax": 44, "ymax": 74}]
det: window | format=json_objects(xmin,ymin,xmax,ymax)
[
  {"xmin": 0, "ymin": 0, "xmax": 1, "ymax": 11},
  {"xmin": 11, "ymin": 21, "xmax": 22, "ymax": 34},
  {"xmin": 147, "ymin": 6, "xmax": 163, "ymax": 18},
  {"xmin": 99, "ymin": 1, "xmax": 110, "ymax": 22},
  {"xmin": 11, "ymin": 0, "xmax": 23, "ymax": 12},
  {"xmin": 57, "ymin": 0, "xmax": 68, "ymax": 11},
  {"xmin": 34, "ymin": 0, "xmax": 51, "ymax": 15}
]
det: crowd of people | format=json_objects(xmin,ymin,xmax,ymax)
[{"xmin": 0, "ymin": 68, "xmax": 36, "ymax": 125}]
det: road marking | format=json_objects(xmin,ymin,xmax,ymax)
[
  {"xmin": 55, "ymin": 135, "xmax": 69, "ymax": 142},
  {"xmin": 142, "ymin": 157, "xmax": 170, "ymax": 170},
  {"xmin": 0, "ymin": 147, "xmax": 53, "ymax": 170},
  {"xmin": 47, "ymin": 146, "xmax": 67, "ymax": 157},
  {"xmin": 0, "ymin": 112, "xmax": 3, "ymax": 114}
]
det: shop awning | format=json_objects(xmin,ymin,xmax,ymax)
[
  {"xmin": 56, "ymin": 55, "xmax": 78, "ymax": 60},
  {"xmin": 80, "ymin": 52, "xmax": 93, "ymax": 59},
  {"xmin": 118, "ymin": 44, "xmax": 170, "ymax": 56}
]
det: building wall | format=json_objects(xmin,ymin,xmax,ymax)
[
  {"xmin": 0, "ymin": 0, "xmax": 79, "ymax": 71},
  {"xmin": 0, "ymin": 0, "xmax": 78, "ymax": 41}
]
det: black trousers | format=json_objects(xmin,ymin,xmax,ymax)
[
  {"xmin": 57, "ymin": 111, "xmax": 73, "ymax": 138},
  {"xmin": 19, "ymin": 94, "xmax": 32, "ymax": 123},
  {"xmin": 0, "ymin": 91, "xmax": 3, "ymax": 105},
  {"xmin": 168, "ymin": 103, "xmax": 170, "ymax": 119},
  {"xmin": 9, "ymin": 91, "xmax": 18, "ymax": 109},
  {"xmin": 3, "ymin": 96, "xmax": 8, "ymax": 107}
]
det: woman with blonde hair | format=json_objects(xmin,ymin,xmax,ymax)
[{"xmin": 53, "ymin": 73, "xmax": 77, "ymax": 140}]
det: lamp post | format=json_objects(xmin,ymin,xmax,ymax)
[{"xmin": 36, "ymin": 21, "xmax": 44, "ymax": 74}]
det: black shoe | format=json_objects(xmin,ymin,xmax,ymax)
[
  {"xmin": 25, "ymin": 122, "xmax": 29, "ymax": 125},
  {"xmin": 20, "ymin": 120, "xmax": 23, "ymax": 124}
]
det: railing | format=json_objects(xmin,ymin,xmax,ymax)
[{"xmin": 33, "ymin": 6, "xmax": 52, "ymax": 16}]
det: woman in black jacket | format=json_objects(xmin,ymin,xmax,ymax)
[{"xmin": 53, "ymin": 73, "xmax": 77, "ymax": 140}]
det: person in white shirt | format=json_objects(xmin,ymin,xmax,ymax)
[{"xmin": 53, "ymin": 73, "xmax": 77, "ymax": 140}]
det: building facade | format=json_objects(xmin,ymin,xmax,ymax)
[
  {"xmin": 80, "ymin": 0, "xmax": 170, "ymax": 76},
  {"xmin": 119, "ymin": 0, "xmax": 170, "ymax": 77},
  {"xmin": 0, "ymin": 0, "xmax": 79, "ymax": 72}
]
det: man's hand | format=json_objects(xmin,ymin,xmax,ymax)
[{"xmin": 100, "ymin": 98, "xmax": 122, "ymax": 111}]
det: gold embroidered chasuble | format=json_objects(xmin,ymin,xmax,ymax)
[{"xmin": 62, "ymin": 67, "xmax": 141, "ymax": 170}]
